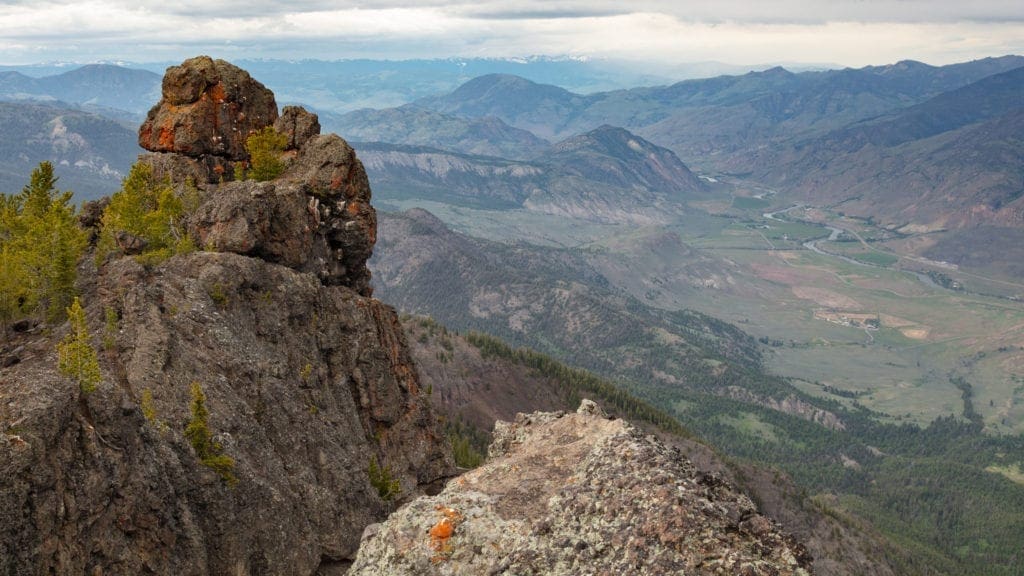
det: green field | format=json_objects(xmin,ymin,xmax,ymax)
[
  {"xmin": 731, "ymin": 195, "xmax": 771, "ymax": 210},
  {"xmin": 383, "ymin": 194, "xmax": 1024, "ymax": 432}
]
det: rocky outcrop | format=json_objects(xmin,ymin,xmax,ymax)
[
  {"xmin": 275, "ymin": 105, "xmax": 321, "ymax": 151},
  {"xmin": 140, "ymin": 56, "xmax": 277, "ymax": 160},
  {"xmin": 350, "ymin": 401, "xmax": 814, "ymax": 575},
  {"xmin": 188, "ymin": 133, "xmax": 377, "ymax": 294},
  {"xmin": 722, "ymin": 387, "xmax": 846, "ymax": 431},
  {"xmin": 132, "ymin": 55, "xmax": 377, "ymax": 295},
  {"xmin": 137, "ymin": 56, "xmax": 278, "ymax": 184},
  {"xmin": 1, "ymin": 57, "xmax": 449, "ymax": 575}
]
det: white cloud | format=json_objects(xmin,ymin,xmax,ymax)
[{"xmin": 0, "ymin": 1, "xmax": 1021, "ymax": 65}]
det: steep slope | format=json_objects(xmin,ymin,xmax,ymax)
[
  {"xmin": 0, "ymin": 101, "xmax": 138, "ymax": 201},
  {"xmin": 373, "ymin": 209, "xmax": 1024, "ymax": 575},
  {"xmin": 403, "ymin": 316, "xmax": 906, "ymax": 576},
  {"xmin": 750, "ymin": 67, "xmax": 1024, "ymax": 231},
  {"xmin": 329, "ymin": 106, "xmax": 549, "ymax": 160},
  {"xmin": 0, "ymin": 57, "xmax": 452, "ymax": 576},
  {"xmin": 351, "ymin": 401, "xmax": 814, "ymax": 576},
  {"xmin": 357, "ymin": 125, "xmax": 704, "ymax": 224},
  {"xmin": 355, "ymin": 142, "xmax": 543, "ymax": 209},
  {"xmin": 371, "ymin": 209, "xmax": 779, "ymax": 401}
]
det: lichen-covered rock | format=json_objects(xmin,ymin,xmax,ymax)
[
  {"xmin": 135, "ymin": 56, "xmax": 377, "ymax": 295},
  {"xmin": 139, "ymin": 56, "xmax": 278, "ymax": 160},
  {"xmin": 0, "ymin": 57, "xmax": 449, "ymax": 576},
  {"xmin": 275, "ymin": 105, "xmax": 321, "ymax": 150},
  {"xmin": 188, "ymin": 133, "xmax": 377, "ymax": 295},
  {"xmin": 350, "ymin": 402, "xmax": 814, "ymax": 575},
  {"xmin": 0, "ymin": 252, "xmax": 453, "ymax": 575}
]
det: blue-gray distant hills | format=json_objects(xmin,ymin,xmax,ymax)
[
  {"xmin": 404, "ymin": 57, "xmax": 1024, "ymax": 233},
  {"xmin": 1, "ymin": 55, "xmax": 1021, "ymax": 237},
  {"xmin": 0, "ymin": 101, "xmax": 139, "ymax": 200},
  {"xmin": 0, "ymin": 64, "xmax": 160, "ymax": 120},
  {"xmin": 355, "ymin": 125, "xmax": 705, "ymax": 224}
]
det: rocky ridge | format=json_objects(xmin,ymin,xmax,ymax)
[
  {"xmin": 1, "ymin": 56, "xmax": 818, "ymax": 576},
  {"xmin": 138, "ymin": 55, "xmax": 377, "ymax": 295},
  {"xmin": 350, "ymin": 400, "xmax": 813, "ymax": 575},
  {"xmin": 1, "ymin": 56, "xmax": 451, "ymax": 575}
]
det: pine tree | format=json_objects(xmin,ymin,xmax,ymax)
[
  {"xmin": 245, "ymin": 127, "xmax": 288, "ymax": 182},
  {"xmin": 1, "ymin": 162, "xmax": 85, "ymax": 323},
  {"xmin": 20, "ymin": 161, "xmax": 70, "ymax": 219},
  {"xmin": 57, "ymin": 297, "xmax": 101, "ymax": 394},
  {"xmin": 0, "ymin": 245, "xmax": 29, "ymax": 336},
  {"xmin": 185, "ymin": 382, "xmax": 237, "ymax": 486},
  {"xmin": 97, "ymin": 162, "xmax": 194, "ymax": 264}
]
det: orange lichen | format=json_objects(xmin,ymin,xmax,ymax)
[
  {"xmin": 428, "ymin": 506, "xmax": 464, "ymax": 562},
  {"xmin": 429, "ymin": 518, "xmax": 455, "ymax": 541},
  {"xmin": 208, "ymin": 82, "xmax": 227, "ymax": 103},
  {"xmin": 158, "ymin": 126, "xmax": 175, "ymax": 149}
]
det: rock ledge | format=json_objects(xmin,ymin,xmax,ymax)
[{"xmin": 350, "ymin": 401, "xmax": 814, "ymax": 575}]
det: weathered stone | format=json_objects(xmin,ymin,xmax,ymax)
[
  {"xmin": 0, "ymin": 252, "xmax": 454, "ymax": 575},
  {"xmin": 139, "ymin": 55, "xmax": 278, "ymax": 161},
  {"xmin": 136, "ymin": 58, "xmax": 377, "ymax": 295},
  {"xmin": 275, "ymin": 105, "xmax": 321, "ymax": 150},
  {"xmin": 115, "ymin": 231, "xmax": 148, "ymax": 255},
  {"xmin": 350, "ymin": 402, "xmax": 814, "ymax": 575},
  {"xmin": 0, "ymin": 57, "xmax": 446, "ymax": 576},
  {"xmin": 10, "ymin": 318, "xmax": 37, "ymax": 333},
  {"xmin": 188, "ymin": 134, "xmax": 377, "ymax": 295},
  {"xmin": 280, "ymin": 134, "xmax": 377, "ymax": 295},
  {"xmin": 138, "ymin": 150, "xmax": 238, "ymax": 185}
]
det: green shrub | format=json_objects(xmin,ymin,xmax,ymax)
[
  {"xmin": 57, "ymin": 297, "xmax": 101, "ymax": 394},
  {"xmin": 185, "ymin": 382, "xmax": 238, "ymax": 486},
  {"xmin": 368, "ymin": 456, "xmax": 401, "ymax": 501},
  {"xmin": 245, "ymin": 127, "xmax": 288, "ymax": 182},
  {"xmin": 97, "ymin": 163, "xmax": 197, "ymax": 265},
  {"xmin": 102, "ymin": 306, "xmax": 118, "ymax": 351},
  {"xmin": 208, "ymin": 282, "xmax": 229, "ymax": 309},
  {"xmin": 140, "ymin": 388, "xmax": 158, "ymax": 423}
]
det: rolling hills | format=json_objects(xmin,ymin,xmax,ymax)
[
  {"xmin": 0, "ymin": 101, "xmax": 138, "ymax": 200},
  {"xmin": 356, "ymin": 125, "xmax": 705, "ymax": 223}
]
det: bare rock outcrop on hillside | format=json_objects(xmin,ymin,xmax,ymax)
[
  {"xmin": 350, "ymin": 401, "xmax": 814, "ymax": 575},
  {"xmin": 133, "ymin": 55, "xmax": 378, "ymax": 295},
  {"xmin": 139, "ymin": 55, "xmax": 278, "ymax": 162},
  {"xmin": 0, "ymin": 57, "xmax": 450, "ymax": 575},
  {"xmin": 188, "ymin": 132, "xmax": 377, "ymax": 295}
]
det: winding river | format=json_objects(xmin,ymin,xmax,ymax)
[{"xmin": 763, "ymin": 207, "xmax": 941, "ymax": 289}]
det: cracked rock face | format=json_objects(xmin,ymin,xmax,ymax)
[
  {"xmin": 187, "ymin": 133, "xmax": 377, "ymax": 295},
  {"xmin": 139, "ymin": 55, "xmax": 278, "ymax": 161},
  {"xmin": 350, "ymin": 401, "xmax": 815, "ymax": 576},
  {"xmin": 1, "ymin": 57, "xmax": 449, "ymax": 576},
  {"xmin": 134, "ymin": 55, "xmax": 377, "ymax": 295}
]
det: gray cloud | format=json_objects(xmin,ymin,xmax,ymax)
[{"xmin": 0, "ymin": 1, "xmax": 1021, "ymax": 65}]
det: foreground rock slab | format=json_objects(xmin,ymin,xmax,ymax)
[{"xmin": 350, "ymin": 400, "xmax": 814, "ymax": 575}]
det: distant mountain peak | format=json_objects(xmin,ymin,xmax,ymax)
[{"xmin": 543, "ymin": 124, "xmax": 705, "ymax": 198}]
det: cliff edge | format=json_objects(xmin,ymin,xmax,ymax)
[
  {"xmin": 0, "ymin": 56, "xmax": 452, "ymax": 575},
  {"xmin": 350, "ymin": 400, "xmax": 814, "ymax": 575}
]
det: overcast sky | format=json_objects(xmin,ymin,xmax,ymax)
[{"xmin": 0, "ymin": 1, "xmax": 1021, "ymax": 66}]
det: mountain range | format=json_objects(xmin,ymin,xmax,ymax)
[
  {"xmin": 356, "ymin": 125, "xmax": 705, "ymax": 223},
  {"xmin": 0, "ymin": 101, "xmax": 138, "ymax": 199},
  {"xmin": 355, "ymin": 55, "xmax": 1024, "ymax": 276},
  {"xmin": 4, "ymin": 54, "xmax": 1024, "ymax": 575}
]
